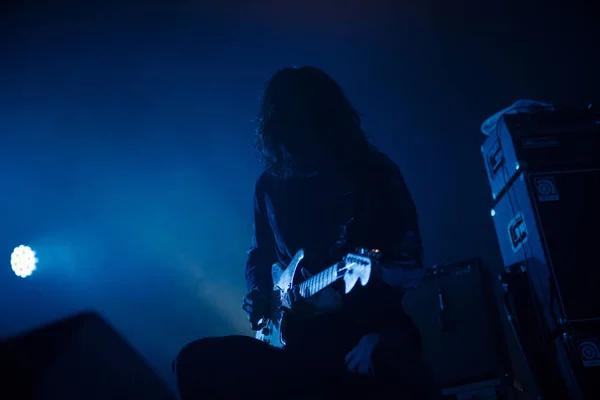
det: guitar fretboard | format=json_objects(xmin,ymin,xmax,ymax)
[{"xmin": 297, "ymin": 263, "xmax": 341, "ymax": 298}]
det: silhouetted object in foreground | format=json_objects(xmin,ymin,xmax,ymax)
[{"xmin": 0, "ymin": 312, "xmax": 175, "ymax": 400}]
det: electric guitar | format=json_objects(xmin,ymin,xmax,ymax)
[{"xmin": 255, "ymin": 248, "xmax": 381, "ymax": 348}]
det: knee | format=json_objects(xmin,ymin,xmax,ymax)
[
  {"xmin": 173, "ymin": 338, "xmax": 221, "ymax": 399},
  {"xmin": 173, "ymin": 336, "xmax": 247, "ymax": 378},
  {"xmin": 172, "ymin": 339, "xmax": 207, "ymax": 378}
]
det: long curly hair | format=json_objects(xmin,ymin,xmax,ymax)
[{"xmin": 254, "ymin": 66, "xmax": 370, "ymax": 179}]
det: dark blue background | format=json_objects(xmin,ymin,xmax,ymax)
[{"xmin": 1, "ymin": 0, "xmax": 597, "ymax": 391}]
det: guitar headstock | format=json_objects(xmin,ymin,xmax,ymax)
[{"xmin": 340, "ymin": 248, "xmax": 381, "ymax": 294}]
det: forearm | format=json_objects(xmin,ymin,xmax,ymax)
[
  {"xmin": 378, "ymin": 230, "xmax": 424, "ymax": 291},
  {"xmin": 245, "ymin": 248, "xmax": 275, "ymax": 292},
  {"xmin": 246, "ymin": 176, "xmax": 277, "ymax": 293},
  {"xmin": 379, "ymin": 262, "xmax": 424, "ymax": 291}
]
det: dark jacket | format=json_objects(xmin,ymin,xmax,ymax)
[{"xmin": 245, "ymin": 147, "xmax": 423, "ymax": 355}]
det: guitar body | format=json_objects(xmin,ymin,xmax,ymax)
[
  {"xmin": 255, "ymin": 249, "xmax": 305, "ymax": 348},
  {"xmin": 255, "ymin": 248, "xmax": 375, "ymax": 348}
]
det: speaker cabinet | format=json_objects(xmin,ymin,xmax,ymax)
[{"xmin": 404, "ymin": 259, "xmax": 512, "ymax": 394}]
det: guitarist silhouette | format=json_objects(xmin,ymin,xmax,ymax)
[{"xmin": 174, "ymin": 66, "xmax": 441, "ymax": 399}]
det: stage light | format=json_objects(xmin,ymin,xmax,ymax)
[{"xmin": 11, "ymin": 245, "xmax": 38, "ymax": 278}]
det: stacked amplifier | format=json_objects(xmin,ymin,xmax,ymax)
[{"xmin": 481, "ymin": 104, "xmax": 600, "ymax": 399}]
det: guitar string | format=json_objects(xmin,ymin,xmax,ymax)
[{"xmin": 300, "ymin": 264, "xmax": 338, "ymax": 297}]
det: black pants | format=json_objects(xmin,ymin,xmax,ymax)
[{"xmin": 173, "ymin": 335, "xmax": 441, "ymax": 399}]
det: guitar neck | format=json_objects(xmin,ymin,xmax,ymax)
[{"xmin": 297, "ymin": 263, "xmax": 342, "ymax": 298}]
